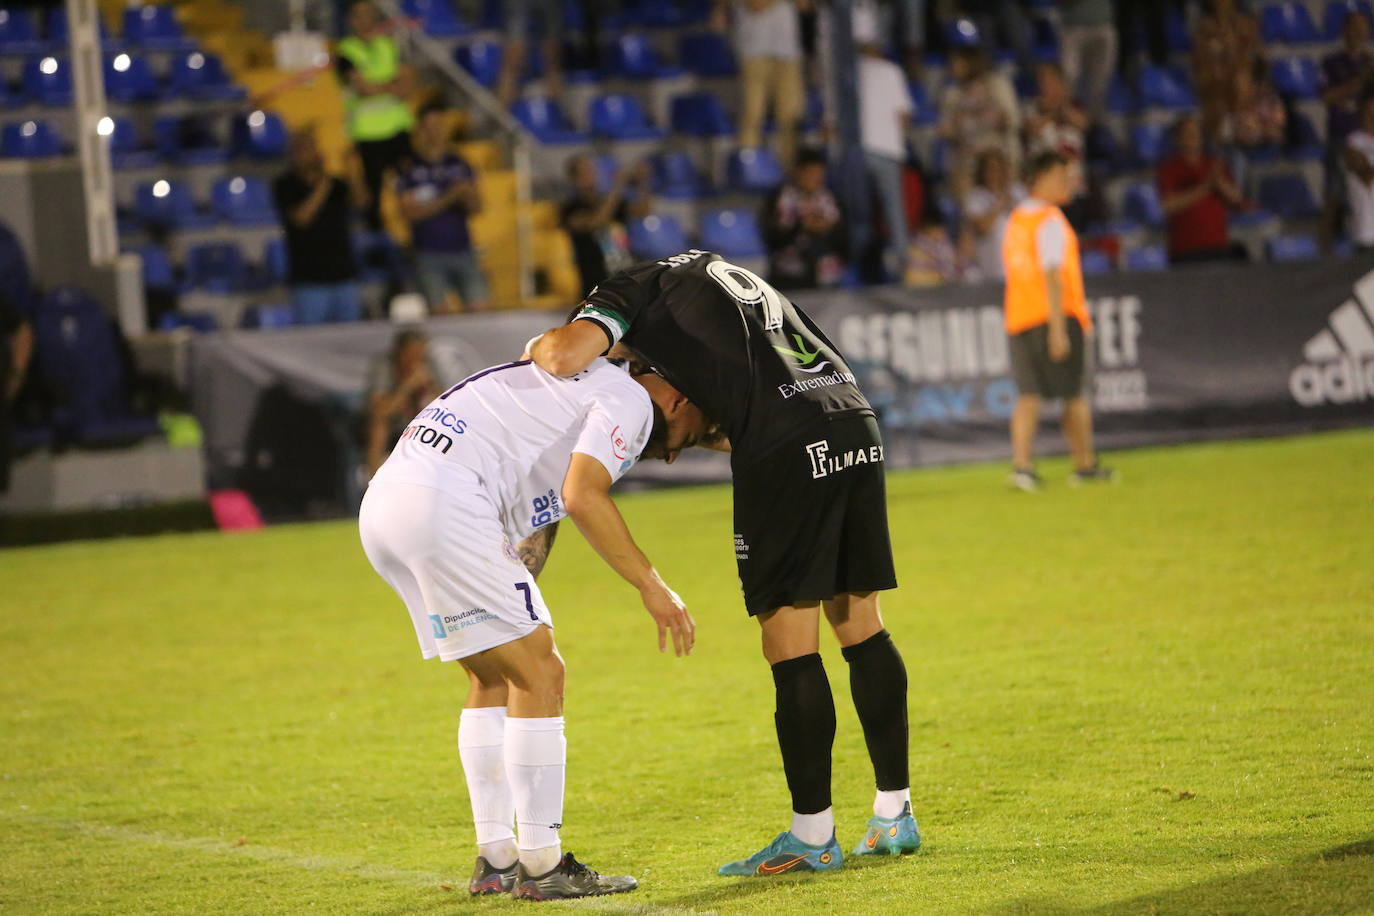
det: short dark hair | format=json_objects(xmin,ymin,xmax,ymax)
[
  {"xmin": 795, "ymin": 147, "xmax": 827, "ymax": 169},
  {"xmin": 1023, "ymin": 150, "xmax": 1070, "ymax": 185},
  {"xmin": 417, "ymin": 100, "xmax": 449, "ymax": 121}
]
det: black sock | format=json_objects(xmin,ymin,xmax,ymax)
[
  {"xmin": 771, "ymin": 653, "xmax": 835, "ymax": 814},
  {"xmin": 842, "ymin": 629, "xmax": 910, "ymax": 792}
]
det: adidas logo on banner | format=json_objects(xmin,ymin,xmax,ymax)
[{"xmin": 1290, "ymin": 269, "xmax": 1374, "ymax": 406}]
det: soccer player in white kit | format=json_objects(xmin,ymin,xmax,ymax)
[{"xmin": 358, "ymin": 355, "xmax": 707, "ymax": 900}]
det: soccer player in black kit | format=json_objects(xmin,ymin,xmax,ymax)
[{"xmin": 529, "ymin": 249, "xmax": 920, "ymax": 876}]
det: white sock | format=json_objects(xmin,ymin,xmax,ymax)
[
  {"xmin": 458, "ymin": 707, "xmax": 516, "ymax": 868},
  {"xmin": 504, "ymin": 716, "xmax": 566, "ymax": 876},
  {"xmin": 790, "ymin": 807, "xmax": 834, "ymax": 847},
  {"xmin": 874, "ymin": 788, "xmax": 911, "ymax": 820}
]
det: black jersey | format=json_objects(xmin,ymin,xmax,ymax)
[{"xmin": 572, "ymin": 249, "xmax": 872, "ymax": 462}]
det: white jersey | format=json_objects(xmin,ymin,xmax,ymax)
[{"xmin": 371, "ymin": 358, "xmax": 654, "ymax": 543}]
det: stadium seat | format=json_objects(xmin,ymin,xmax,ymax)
[
  {"xmin": 104, "ymin": 52, "xmax": 161, "ymax": 103},
  {"xmin": 22, "ymin": 55, "xmax": 73, "ymax": 106},
  {"xmin": 240, "ymin": 303, "xmax": 296, "ymax": 329},
  {"xmin": 1267, "ymin": 233, "xmax": 1321, "ymax": 262},
  {"xmin": 1, "ymin": 119, "xmax": 61, "ymax": 158},
  {"xmin": 1139, "ymin": 65, "xmax": 1196, "ymax": 109},
  {"xmin": 727, "ymin": 147, "xmax": 784, "ymax": 193},
  {"xmin": 650, "ymin": 150, "xmax": 709, "ymax": 199},
  {"xmin": 678, "ymin": 32, "xmax": 737, "ymax": 77},
  {"xmin": 30, "ymin": 286, "xmax": 161, "ymax": 445},
  {"xmin": 157, "ymin": 311, "xmax": 219, "ymax": 332},
  {"xmin": 108, "ymin": 117, "xmax": 159, "ymax": 169},
  {"xmin": 154, "ymin": 115, "xmax": 228, "ymax": 166},
  {"xmin": 0, "ymin": 8, "xmax": 44, "ymax": 55},
  {"xmin": 1257, "ymin": 173, "xmax": 1320, "ymax": 219},
  {"xmin": 1081, "ymin": 249, "xmax": 1114, "ymax": 274},
  {"xmin": 1130, "ymin": 121, "xmax": 1170, "ymax": 166},
  {"xmin": 1261, "ymin": 2, "xmax": 1323, "ymax": 42},
  {"xmin": 1125, "ymin": 245, "xmax": 1169, "ymax": 272},
  {"xmin": 1123, "ymin": 182, "xmax": 1166, "ymax": 228},
  {"xmin": 403, "ymin": 0, "xmax": 472, "ymax": 37},
  {"xmin": 909, "ymin": 80, "xmax": 938, "ymax": 126},
  {"xmin": 627, "ymin": 214, "xmax": 690, "ymax": 259},
  {"xmin": 455, "ymin": 41, "xmax": 502, "ymax": 88},
  {"xmin": 185, "ymin": 242, "xmax": 250, "ymax": 293},
  {"xmin": 589, "ymin": 93, "xmax": 663, "ymax": 140},
  {"xmin": 670, "ymin": 91, "xmax": 733, "ymax": 137},
  {"xmin": 511, "ymin": 97, "xmax": 586, "ymax": 144},
  {"xmin": 1323, "ymin": 0, "xmax": 1374, "ymax": 38},
  {"xmin": 122, "ymin": 4, "xmax": 192, "ymax": 50},
  {"xmin": 586, "ymin": 152, "xmax": 618, "ymax": 193},
  {"xmin": 129, "ymin": 243, "xmax": 178, "ymax": 292},
  {"xmin": 1271, "ymin": 57, "xmax": 1320, "ymax": 99},
  {"xmin": 700, "ymin": 208, "xmax": 765, "ymax": 258},
  {"xmin": 611, "ymin": 32, "xmax": 681, "ymax": 79},
  {"xmin": 212, "ymin": 175, "xmax": 276, "ymax": 226},
  {"xmin": 230, "ymin": 110, "xmax": 288, "ymax": 159},
  {"xmin": 262, "ymin": 237, "xmax": 289, "ymax": 286},
  {"xmin": 135, "ymin": 179, "xmax": 215, "ymax": 230},
  {"xmin": 170, "ymin": 51, "xmax": 246, "ymax": 101}
]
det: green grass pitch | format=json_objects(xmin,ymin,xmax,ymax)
[{"xmin": 3, "ymin": 430, "xmax": 1373, "ymax": 915}]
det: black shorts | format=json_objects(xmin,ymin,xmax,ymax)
[
  {"xmin": 732, "ymin": 415, "xmax": 898, "ymax": 616},
  {"xmin": 1008, "ymin": 318, "xmax": 1091, "ymax": 400}
]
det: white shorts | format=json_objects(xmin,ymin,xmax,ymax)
[{"xmin": 359, "ymin": 476, "xmax": 553, "ymax": 662}]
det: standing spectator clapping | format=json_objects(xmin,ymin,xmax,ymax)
[
  {"xmin": 1158, "ymin": 114, "xmax": 1249, "ymax": 263},
  {"xmin": 1224, "ymin": 58, "xmax": 1287, "ymax": 154},
  {"xmin": 761, "ymin": 148, "xmax": 847, "ymax": 289},
  {"xmin": 1191, "ymin": 0, "xmax": 1263, "ymax": 140}
]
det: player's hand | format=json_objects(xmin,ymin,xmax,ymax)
[
  {"xmin": 1048, "ymin": 325, "xmax": 1071, "ymax": 362},
  {"xmin": 641, "ymin": 583, "xmax": 695, "ymax": 657}
]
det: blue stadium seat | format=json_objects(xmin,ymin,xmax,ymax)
[
  {"xmin": 651, "ymin": 150, "xmax": 709, "ymax": 199},
  {"xmin": 511, "ymin": 97, "xmax": 586, "ymax": 144},
  {"xmin": 129, "ymin": 243, "xmax": 178, "ymax": 292},
  {"xmin": 1323, "ymin": 0, "xmax": 1374, "ymax": 38},
  {"xmin": 155, "ymin": 115, "xmax": 228, "ymax": 166},
  {"xmin": 403, "ymin": 0, "xmax": 472, "ymax": 37},
  {"xmin": 30, "ymin": 286, "xmax": 161, "ymax": 445},
  {"xmin": 670, "ymin": 91, "xmax": 733, "ymax": 137},
  {"xmin": 1139, "ymin": 65, "xmax": 1195, "ymax": 109},
  {"xmin": 122, "ymin": 4, "xmax": 192, "ymax": 50},
  {"xmin": 230, "ymin": 110, "xmax": 288, "ymax": 159},
  {"xmin": 104, "ymin": 52, "xmax": 161, "ymax": 102},
  {"xmin": 241, "ymin": 303, "xmax": 296, "ymax": 329},
  {"xmin": 262, "ymin": 237, "xmax": 289, "ymax": 286},
  {"xmin": 700, "ymin": 208, "xmax": 765, "ymax": 258},
  {"xmin": 727, "ymin": 147, "xmax": 784, "ymax": 193},
  {"xmin": 627, "ymin": 214, "xmax": 690, "ymax": 259},
  {"xmin": 678, "ymin": 32, "xmax": 737, "ymax": 76},
  {"xmin": 1, "ymin": 119, "xmax": 61, "ymax": 158},
  {"xmin": 1267, "ymin": 232, "xmax": 1320, "ymax": 262},
  {"xmin": 611, "ymin": 32, "xmax": 681, "ymax": 79},
  {"xmin": 587, "ymin": 153, "xmax": 618, "ymax": 193},
  {"xmin": 638, "ymin": 0, "xmax": 699, "ymax": 28},
  {"xmin": 0, "ymin": 8, "xmax": 44, "ymax": 55},
  {"xmin": 185, "ymin": 242, "xmax": 250, "ymax": 293},
  {"xmin": 1124, "ymin": 182, "xmax": 1166, "ymax": 228},
  {"xmin": 1261, "ymin": 2, "xmax": 1323, "ymax": 42},
  {"xmin": 212, "ymin": 175, "xmax": 276, "ymax": 226},
  {"xmin": 1125, "ymin": 245, "xmax": 1169, "ymax": 272},
  {"xmin": 589, "ymin": 93, "xmax": 663, "ymax": 140},
  {"xmin": 1031, "ymin": 15, "xmax": 1059, "ymax": 61},
  {"xmin": 108, "ymin": 117, "xmax": 158, "ymax": 169},
  {"xmin": 1081, "ymin": 249, "xmax": 1114, "ymax": 274},
  {"xmin": 1257, "ymin": 173, "xmax": 1320, "ymax": 218},
  {"xmin": 170, "ymin": 51, "xmax": 245, "ymax": 101},
  {"xmin": 455, "ymin": 41, "xmax": 502, "ymax": 88},
  {"xmin": 1131, "ymin": 121, "xmax": 1170, "ymax": 166},
  {"xmin": 909, "ymin": 81, "xmax": 938, "ymax": 126},
  {"xmin": 22, "ymin": 55, "xmax": 73, "ymax": 106},
  {"xmin": 1271, "ymin": 57, "xmax": 1320, "ymax": 99},
  {"xmin": 157, "ymin": 311, "xmax": 219, "ymax": 332},
  {"xmin": 135, "ymin": 179, "xmax": 216, "ymax": 230}
]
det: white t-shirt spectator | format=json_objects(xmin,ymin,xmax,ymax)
[
  {"xmin": 963, "ymin": 183, "xmax": 1026, "ymax": 279},
  {"xmin": 735, "ymin": 0, "xmax": 801, "ymax": 60},
  {"xmin": 859, "ymin": 56, "xmax": 914, "ymax": 160},
  {"xmin": 1346, "ymin": 130, "xmax": 1374, "ymax": 246}
]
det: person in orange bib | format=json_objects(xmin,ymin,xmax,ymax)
[{"xmin": 1001, "ymin": 151, "xmax": 1115, "ymax": 491}]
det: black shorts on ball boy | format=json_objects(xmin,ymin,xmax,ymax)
[{"xmin": 1008, "ymin": 317, "xmax": 1091, "ymax": 400}]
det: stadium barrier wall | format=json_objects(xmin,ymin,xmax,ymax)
[{"xmin": 188, "ymin": 256, "xmax": 1374, "ymax": 517}]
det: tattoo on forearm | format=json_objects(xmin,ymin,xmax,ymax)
[{"xmin": 517, "ymin": 522, "xmax": 559, "ymax": 579}]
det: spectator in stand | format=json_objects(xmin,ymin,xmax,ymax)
[
  {"xmin": 1158, "ymin": 114, "xmax": 1249, "ymax": 263},
  {"xmin": 1224, "ymin": 58, "xmax": 1287, "ymax": 154},
  {"xmin": 855, "ymin": 6, "xmax": 916, "ymax": 276},
  {"xmin": 713, "ymin": 0, "xmax": 806, "ymax": 168},
  {"xmin": 336, "ymin": 1, "xmax": 415, "ymax": 230},
  {"xmin": 497, "ymin": 0, "xmax": 563, "ymax": 108},
  {"xmin": 1023, "ymin": 60, "xmax": 1089, "ymax": 227},
  {"xmin": 1320, "ymin": 11, "xmax": 1374, "ymax": 247},
  {"xmin": 272, "ymin": 129, "xmax": 369, "ymax": 324},
  {"xmin": 365, "ymin": 328, "xmax": 440, "ymax": 476},
  {"xmin": 1059, "ymin": 0, "xmax": 1117, "ymax": 121},
  {"xmin": 396, "ymin": 104, "xmax": 489, "ymax": 313},
  {"xmin": 1116, "ymin": 0, "xmax": 1181, "ymax": 80},
  {"xmin": 1342, "ymin": 93, "xmax": 1374, "ymax": 248},
  {"xmin": 959, "ymin": 0, "xmax": 1035, "ymax": 77},
  {"xmin": 904, "ymin": 206, "xmax": 962, "ymax": 287},
  {"xmin": 1192, "ymin": 0, "xmax": 1263, "ymax": 141},
  {"xmin": 761, "ymin": 148, "xmax": 847, "ymax": 289},
  {"xmin": 960, "ymin": 148, "xmax": 1025, "ymax": 282},
  {"xmin": 561, "ymin": 154, "xmax": 651, "ymax": 296},
  {"xmin": 0, "ymin": 290, "xmax": 33, "ymax": 495},
  {"xmin": 938, "ymin": 45, "xmax": 1020, "ymax": 197}
]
